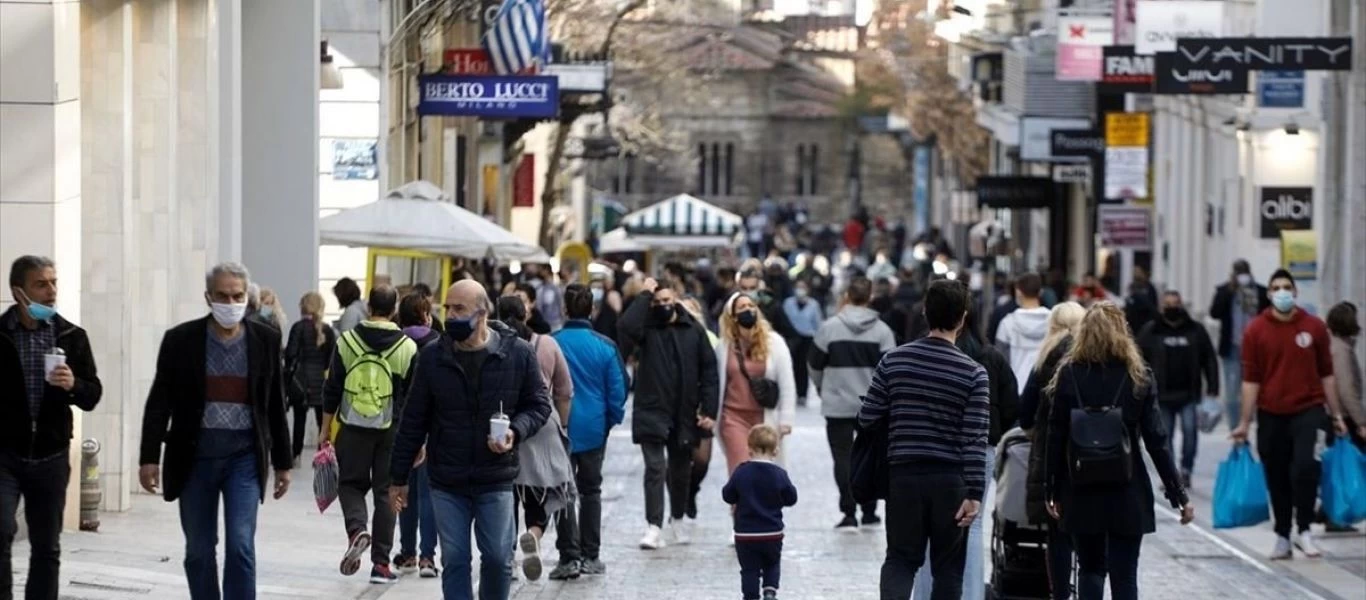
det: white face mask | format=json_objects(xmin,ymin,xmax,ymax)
[
  {"xmin": 1236, "ymin": 274, "xmax": 1252, "ymax": 287},
  {"xmin": 210, "ymin": 302, "xmax": 248, "ymax": 328}
]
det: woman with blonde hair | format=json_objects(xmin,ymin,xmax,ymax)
[
  {"xmin": 285, "ymin": 291, "xmax": 335, "ymax": 461},
  {"xmin": 715, "ymin": 293, "xmax": 797, "ymax": 474},
  {"xmin": 1020, "ymin": 301, "xmax": 1084, "ymax": 598},
  {"xmin": 1044, "ymin": 303, "xmax": 1193, "ymax": 600},
  {"xmin": 258, "ymin": 286, "xmax": 289, "ymax": 335}
]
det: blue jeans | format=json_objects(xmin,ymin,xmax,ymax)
[
  {"xmin": 178, "ymin": 452, "xmax": 260, "ymax": 600},
  {"xmin": 1160, "ymin": 401, "xmax": 1199, "ymax": 473},
  {"xmin": 911, "ymin": 451, "xmax": 994, "ymax": 600},
  {"xmin": 1222, "ymin": 354, "xmax": 1242, "ymax": 428},
  {"xmin": 432, "ymin": 487, "xmax": 516, "ymax": 600},
  {"xmin": 398, "ymin": 464, "xmax": 438, "ymax": 559}
]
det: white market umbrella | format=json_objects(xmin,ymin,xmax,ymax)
[{"xmin": 320, "ymin": 181, "xmax": 550, "ymax": 262}]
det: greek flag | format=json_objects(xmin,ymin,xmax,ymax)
[{"xmin": 483, "ymin": 0, "xmax": 548, "ymax": 75}]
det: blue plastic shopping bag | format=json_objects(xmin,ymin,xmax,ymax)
[
  {"xmin": 1321, "ymin": 436, "xmax": 1366, "ymax": 526},
  {"xmin": 1212, "ymin": 444, "xmax": 1270, "ymax": 529}
]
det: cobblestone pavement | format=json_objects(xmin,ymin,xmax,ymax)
[{"xmin": 13, "ymin": 400, "xmax": 1360, "ymax": 599}]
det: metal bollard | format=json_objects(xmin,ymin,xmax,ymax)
[{"xmin": 80, "ymin": 439, "xmax": 102, "ymax": 532}]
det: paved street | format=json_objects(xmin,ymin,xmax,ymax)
[{"xmin": 11, "ymin": 400, "xmax": 1364, "ymax": 599}]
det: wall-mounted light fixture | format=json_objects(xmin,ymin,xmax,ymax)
[
  {"xmin": 1284, "ymin": 121, "xmax": 1300, "ymax": 135},
  {"xmin": 321, "ymin": 41, "xmax": 344, "ymax": 90}
]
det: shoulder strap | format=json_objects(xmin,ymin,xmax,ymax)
[
  {"xmin": 733, "ymin": 344, "xmax": 757, "ymax": 384},
  {"xmin": 340, "ymin": 330, "xmax": 366, "ymax": 356}
]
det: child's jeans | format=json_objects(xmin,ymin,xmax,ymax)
[{"xmin": 736, "ymin": 539, "xmax": 783, "ymax": 599}]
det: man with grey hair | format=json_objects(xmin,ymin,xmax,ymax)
[
  {"xmin": 2, "ymin": 255, "xmax": 103, "ymax": 599},
  {"xmin": 139, "ymin": 261, "xmax": 293, "ymax": 600},
  {"xmin": 390, "ymin": 279, "xmax": 551, "ymax": 599}
]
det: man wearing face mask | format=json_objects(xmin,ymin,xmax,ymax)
[
  {"xmin": 389, "ymin": 280, "xmax": 551, "ymax": 599},
  {"xmin": 782, "ymin": 281, "xmax": 823, "ymax": 407},
  {"xmin": 736, "ymin": 269, "xmax": 795, "ymax": 341},
  {"xmin": 617, "ymin": 277, "xmax": 719, "ymax": 550},
  {"xmin": 1137, "ymin": 291, "xmax": 1219, "ymax": 487},
  {"xmin": 1210, "ymin": 260, "xmax": 1270, "ymax": 427},
  {"xmin": 319, "ymin": 285, "xmax": 418, "ymax": 583},
  {"xmin": 1232, "ymin": 270, "xmax": 1348, "ymax": 560},
  {"xmin": 138, "ymin": 262, "xmax": 293, "ymax": 599},
  {"xmin": 2, "ymin": 255, "xmax": 102, "ymax": 600}
]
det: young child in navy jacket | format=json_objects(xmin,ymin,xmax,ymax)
[{"xmin": 722, "ymin": 424, "xmax": 799, "ymax": 600}]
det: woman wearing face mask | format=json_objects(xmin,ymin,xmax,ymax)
[
  {"xmin": 715, "ymin": 293, "xmax": 797, "ymax": 474},
  {"xmin": 782, "ymin": 281, "xmax": 823, "ymax": 406},
  {"xmin": 1327, "ymin": 302, "xmax": 1366, "ymax": 447},
  {"xmin": 590, "ymin": 276, "xmax": 622, "ymax": 343},
  {"xmin": 1209, "ymin": 260, "xmax": 1270, "ymax": 428},
  {"xmin": 258, "ymin": 286, "xmax": 289, "ymax": 338},
  {"xmin": 495, "ymin": 296, "xmax": 576, "ymax": 581}
]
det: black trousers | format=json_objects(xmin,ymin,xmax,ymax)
[
  {"xmin": 558, "ymin": 448, "xmax": 606, "ymax": 561},
  {"xmin": 0, "ymin": 450, "xmax": 69, "ymax": 600},
  {"xmin": 1257, "ymin": 405, "xmax": 1325, "ymax": 538},
  {"xmin": 736, "ymin": 540, "xmax": 783, "ymax": 599},
  {"xmin": 291, "ymin": 404, "xmax": 323, "ymax": 459},
  {"xmin": 789, "ymin": 336, "xmax": 813, "ymax": 399},
  {"xmin": 826, "ymin": 418, "xmax": 877, "ymax": 518},
  {"xmin": 335, "ymin": 425, "xmax": 396, "ymax": 565},
  {"xmin": 881, "ymin": 468, "xmax": 967, "ymax": 600},
  {"xmin": 1073, "ymin": 532, "xmax": 1142, "ymax": 600},
  {"xmin": 641, "ymin": 442, "xmax": 693, "ymax": 527}
]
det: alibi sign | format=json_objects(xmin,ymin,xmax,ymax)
[{"xmin": 1175, "ymin": 37, "xmax": 1354, "ymax": 71}]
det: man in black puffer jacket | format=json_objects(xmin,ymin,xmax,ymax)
[
  {"xmin": 618, "ymin": 277, "xmax": 719, "ymax": 549},
  {"xmin": 389, "ymin": 279, "xmax": 551, "ymax": 599},
  {"xmin": 1137, "ymin": 290, "xmax": 1219, "ymax": 486}
]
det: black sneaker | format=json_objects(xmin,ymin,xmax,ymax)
[
  {"xmin": 580, "ymin": 558, "xmax": 606, "ymax": 575},
  {"xmin": 369, "ymin": 564, "xmax": 398, "ymax": 584},
  {"xmin": 548, "ymin": 560, "xmax": 582, "ymax": 580},
  {"xmin": 861, "ymin": 513, "xmax": 882, "ymax": 528},
  {"xmin": 1181, "ymin": 471, "xmax": 1192, "ymax": 490},
  {"xmin": 393, "ymin": 554, "xmax": 418, "ymax": 575},
  {"xmin": 835, "ymin": 514, "xmax": 859, "ymax": 531},
  {"xmin": 762, "ymin": 588, "xmax": 779, "ymax": 600}
]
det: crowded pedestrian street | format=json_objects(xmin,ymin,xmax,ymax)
[{"xmin": 9, "ymin": 402, "xmax": 1363, "ymax": 599}]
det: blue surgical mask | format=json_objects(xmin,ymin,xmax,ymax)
[
  {"xmin": 16, "ymin": 289, "xmax": 56, "ymax": 322},
  {"xmin": 259, "ymin": 306, "xmax": 274, "ymax": 319},
  {"xmin": 1271, "ymin": 290, "xmax": 1296, "ymax": 313},
  {"xmin": 445, "ymin": 311, "xmax": 482, "ymax": 342}
]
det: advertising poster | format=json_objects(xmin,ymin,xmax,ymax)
[
  {"xmin": 1057, "ymin": 15, "xmax": 1115, "ymax": 81},
  {"xmin": 1280, "ymin": 229, "xmax": 1318, "ymax": 281},
  {"xmin": 332, "ymin": 139, "xmax": 378, "ymax": 180}
]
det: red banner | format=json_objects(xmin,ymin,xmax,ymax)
[{"xmin": 513, "ymin": 154, "xmax": 535, "ymax": 208}]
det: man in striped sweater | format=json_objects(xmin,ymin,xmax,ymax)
[{"xmin": 858, "ymin": 279, "xmax": 990, "ymax": 600}]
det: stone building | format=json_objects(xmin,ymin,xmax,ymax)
[{"xmin": 588, "ymin": 14, "xmax": 910, "ymax": 225}]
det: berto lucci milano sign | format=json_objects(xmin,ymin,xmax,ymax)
[{"xmin": 417, "ymin": 74, "xmax": 560, "ymax": 119}]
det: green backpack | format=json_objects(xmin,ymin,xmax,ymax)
[{"xmin": 340, "ymin": 332, "xmax": 403, "ymax": 425}]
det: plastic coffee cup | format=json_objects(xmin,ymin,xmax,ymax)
[
  {"xmin": 489, "ymin": 413, "xmax": 511, "ymax": 444},
  {"xmin": 44, "ymin": 349, "xmax": 66, "ymax": 382}
]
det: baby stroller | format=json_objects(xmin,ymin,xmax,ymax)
[{"xmin": 990, "ymin": 428, "xmax": 1053, "ymax": 599}]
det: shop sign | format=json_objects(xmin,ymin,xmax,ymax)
[
  {"xmin": 1020, "ymin": 117, "xmax": 1092, "ymax": 162},
  {"xmin": 1101, "ymin": 45, "xmax": 1154, "ymax": 93},
  {"xmin": 417, "ymin": 74, "xmax": 560, "ymax": 119},
  {"xmin": 1098, "ymin": 205, "xmax": 1152, "ymax": 248},
  {"xmin": 977, "ymin": 176, "xmax": 1057, "ymax": 210},
  {"xmin": 1174, "ymin": 37, "xmax": 1354, "ymax": 71},
  {"xmin": 443, "ymin": 49, "xmax": 494, "ymax": 74},
  {"xmin": 1259, "ymin": 186, "xmax": 1312, "ymax": 239},
  {"xmin": 1057, "ymin": 15, "xmax": 1114, "ymax": 81},
  {"xmin": 1134, "ymin": 0, "xmax": 1224, "ymax": 55},
  {"xmin": 1258, "ymin": 70, "xmax": 1305, "ymax": 108},
  {"xmin": 1104, "ymin": 112, "xmax": 1150, "ymax": 147},
  {"xmin": 1280, "ymin": 229, "xmax": 1318, "ymax": 281},
  {"xmin": 1104, "ymin": 147, "xmax": 1148, "ymax": 200},
  {"xmin": 1053, "ymin": 164, "xmax": 1092, "ymax": 184},
  {"xmin": 1153, "ymin": 52, "xmax": 1248, "ymax": 95},
  {"xmin": 1051, "ymin": 129, "xmax": 1106, "ymax": 157}
]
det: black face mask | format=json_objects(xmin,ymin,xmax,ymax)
[
  {"xmin": 736, "ymin": 310, "xmax": 758, "ymax": 329},
  {"xmin": 651, "ymin": 304, "xmax": 676, "ymax": 323},
  {"xmin": 1162, "ymin": 307, "xmax": 1187, "ymax": 323}
]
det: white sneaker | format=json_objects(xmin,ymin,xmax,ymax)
[
  {"xmin": 639, "ymin": 525, "xmax": 665, "ymax": 550},
  {"xmin": 671, "ymin": 518, "xmax": 694, "ymax": 546},
  {"xmin": 1270, "ymin": 536, "xmax": 1293, "ymax": 560},
  {"xmin": 1295, "ymin": 531, "xmax": 1323, "ymax": 558}
]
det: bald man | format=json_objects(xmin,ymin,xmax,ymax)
[{"xmin": 389, "ymin": 280, "xmax": 551, "ymax": 599}]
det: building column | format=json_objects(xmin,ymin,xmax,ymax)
[
  {"xmin": 0, "ymin": 0, "xmax": 84, "ymax": 529},
  {"xmin": 240, "ymin": 0, "xmax": 319, "ymax": 311}
]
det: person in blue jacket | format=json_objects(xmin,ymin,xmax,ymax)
[{"xmin": 550, "ymin": 283, "xmax": 629, "ymax": 578}]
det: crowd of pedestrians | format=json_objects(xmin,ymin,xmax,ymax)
[{"xmin": 1, "ymin": 235, "xmax": 1363, "ymax": 600}]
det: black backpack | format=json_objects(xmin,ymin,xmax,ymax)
[{"xmin": 1066, "ymin": 368, "xmax": 1134, "ymax": 486}]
